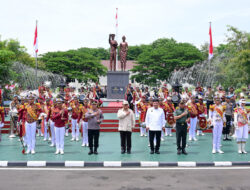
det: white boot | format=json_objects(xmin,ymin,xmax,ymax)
[
  {"xmin": 238, "ymin": 143, "xmax": 242, "ymax": 154},
  {"xmin": 242, "ymin": 143, "xmax": 247, "ymax": 154}
]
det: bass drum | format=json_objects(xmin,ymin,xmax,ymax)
[
  {"xmin": 165, "ymin": 113, "xmax": 175, "ymax": 128},
  {"xmin": 197, "ymin": 116, "xmax": 207, "ymax": 130}
]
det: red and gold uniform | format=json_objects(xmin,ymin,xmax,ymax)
[
  {"xmin": 234, "ymin": 99, "xmax": 250, "ymax": 153},
  {"xmin": 70, "ymin": 100, "xmax": 81, "ymax": 140},
  {"xmin": 0, "ymin": 106, "xmax": 5, "ymax": 142},
  {"xmin": 197, "ymin": 99, "xmax": 207, "ymax": 134},
  {"xmin": 137, "ymin": 98, "xmax": 147, "ymax": 136},
  {"xmin": 78, "ymin": 102, "xmax": 89, "ymax": 146},
  {"xmin": 187, "ymin": 99, "xmax": 199, "ymax": 141}
]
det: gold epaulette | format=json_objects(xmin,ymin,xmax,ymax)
[
  {"xmin": 209, "ymin": 104, "xmax": 215, "ymax": 111},
  {"xmin": 0, "ymin": 107, "xmax": 4, "ymax": 111}
]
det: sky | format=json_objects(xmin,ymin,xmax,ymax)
[{"xmin": 0, "ymin": 0, "xmax": 250, "ymax": 55}]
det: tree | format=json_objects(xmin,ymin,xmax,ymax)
[
  {"xmin": 131, "ymin": 38, "xmax": 203, "ymax": 86},
  {"xmin": 214, "ymin": 26, "xmax": 250, "ymax": 89},
  {"xmin": 0, "ymin": 50, "xmax": 16, "ymax": 84},
  {"xmin": 41, "ymin": 50, "xmax": 107, "ymax": 83}
]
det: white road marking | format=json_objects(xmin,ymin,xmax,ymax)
[{"xmin": 0, "ymin": 167, "xmax": 250, "ymax": 171}]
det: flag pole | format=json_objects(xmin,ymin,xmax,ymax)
[
  {"xmin": 116, "ymin": 8, "xmax": 118, "ymax": 71},
  {"xmin": 35, "ymin": 20, "xmax": 38, "ymax": 88}
]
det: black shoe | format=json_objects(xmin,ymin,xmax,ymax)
[
  {"xmin": 94, "ymin": 151, "xmax": 98, "ymax": 155},
  {"xmin": 155, "ymin": 150, "xmax": 160, "ymax": 154},
  {"xmin": 121, "ymin": 149, "xmax": 125, "ymax": 154},
  {"xmin": 177, "ymin": 149, "xmax": 181, "ymax": 155},
  {"xmin": 150, "ymin": 150, "xmax": 154, "ymax": 154},
  {"xmin": 182, "ymin": 149, "xmax": 188, "ymax": 155},
  {"xmin": 88, "ymin": 150, "xmax": 93, "ymax": 155},
  {"xmin": 226, "ymin": 138, "xmax": 232, "ymax": 141},
  {"xmin": 127, "ymin": 149, "xmax": 131, "ymax": 154}
]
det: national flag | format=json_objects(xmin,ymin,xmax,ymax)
[
  {"xmin": 209, "ymin": 22, "xmax": 213, "ymax": 60},
  {"xmin": 115, "ymin": 8, "xmax": 118, "ymax": 28},
  {"xmin": 33, "ymin": 21, "xmax": 38, "ymax": 54}
]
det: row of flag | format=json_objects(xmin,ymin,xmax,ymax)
[{"xmin": 33, "ymin": 10, "xmax": 213, "ymax": 60}]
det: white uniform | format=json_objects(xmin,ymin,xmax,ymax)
[
  {"xmin": 209, "ymin": 104, "xmax": 226, "ymax": 153},
  {"xmin": 234, "ymin": 106, "xmax": 249, "ymax": 153}
]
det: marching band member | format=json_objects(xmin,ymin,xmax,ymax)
[
  {"xmin": 18, "ymin": 97, "xmax": 28, "ymax": 146},
  {"xmin": 9, "ymin": 95, "xmax": 19, "ymax": 138},
  {"xmin": 159, "ymin": 97, "xmax": 167, "ymax": 141},
  {"xmin": 137, "ymin": 96, "xmax": 147, "ymax": 137},
  {"xmin": 20, "ymin": 95, "xmax": 42, "ymax": 154},
  {"xmin": 165, "ymin": 97, "xmax": 175, "ymax": 137},
  {"xmin": 37, "ymin": 97, "xmax": 45, "ymax": 137},
  {"xmin": 52, "ymin": 98, "xmax": 68, "ymax": 155},
  {"xmin": 0, "ymin": 105, "xmax": 5, "ymax": 142},
  {"xmin": 223, "ymin": 96, "xmax": 233, "ymax": 141},
  {"xmin": 70, "ymin": 97, "xmax": 81, "ymax": 141},
  {"xmin": 78, "ymin": 99, "xmax": 89, "ymax": 147},
  {"xmin": 63, "ymin": 99, "xmax": 70, "ymax": 136},
  {"xmin": 209, "ymin": 97, "xmax": 226, "ymax": 154},
  {"xmin": 196, "ymin": 96, "xmax": 207, "ymax": 136},
  {"xmin": 43, "ymin": 98, "xmax": 52, "ymax": 141},
  {"xmin": 46, "ymin": 99, "xmax": 56, "ymax": 147},
  {"xmin": 187, "ymin": 96, "xmax": 198, "ymax": 141},
  {"xmin": 234, "ymin": 99, "xmax": 249, "ymax": 154},
  {"xmin": 205, "ymin": 86, "xmax": 214, "ymax": 117}
]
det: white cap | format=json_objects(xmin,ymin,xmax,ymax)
[
  {"xmin": 239, "ymin": 99, "xmax": 246, "ymax": 105},
  {"xmin": 123, "ymin": 100, "xmax": 129, "ymax": 105}
]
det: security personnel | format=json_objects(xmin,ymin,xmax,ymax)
[{"xmin": 174, "ymin": 100, "xmax": 190, "ymax": 155}]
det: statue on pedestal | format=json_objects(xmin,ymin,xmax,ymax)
[
  {"xmin": 119, "ymin": 36, "xmax": 128, "ymax": 71},
  {"xmin": 109, "ymin": 34, "xmax": 118, "ymax": 71}
]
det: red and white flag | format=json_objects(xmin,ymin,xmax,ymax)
[
  {"xmin": 33, "ymin": 21, "xmax": 38, "ymax": 55},
  {"xmin": 208, "ymin": 22, "xmax": 213, "ymax": 60},
  {"xmin": 115, "ymin": 8, "xmax": 118, "ymax": 29}
]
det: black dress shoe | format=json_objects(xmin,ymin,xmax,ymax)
[
  {"xmin": 127, "ymin": 150, "xmax": 131, "ymax": 154},
  {"xmin": 88, "ymin": 150, "xmax": 93, "ymax": 155},
  {"xmin": 177, "ymin": 149, "xmax": 181, "ymax": 155},
  {"xmin": 94, "ymin": 151, "xmax": 98, "ymax": 155},
  {"xmin": 182, "ymin": 149, "xmax": 188, "ymax": 155},
  {"xmin": 121, "ymin": 149, "xmax": 125, "ymax": 154},
  {"xmin": 155, "ymin": 150, "xmax": 160, "ymax": 154},
  {"xmin": 226, "ymin": 138, "xmax": 232, "ymax": 141},
  {"xmin": 150, "ymin": 150, "xmax": 154, "ymax": 154}
]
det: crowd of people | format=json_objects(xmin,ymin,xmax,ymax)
[{"xmin": 0, "ymin": 82, "xmax": 249, "ymax": 156}]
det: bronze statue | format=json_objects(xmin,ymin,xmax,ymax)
[
  {"xmin": 109, "ymin": 34, "xmax": 118, "ymax": 71},
  {"xmin": 119, "ymin": 36, "xmax": 128, "ymax": 71}
]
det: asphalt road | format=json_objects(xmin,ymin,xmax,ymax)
[{"xmin": 0, "ymin": 167, "xmax": 250, "ymax": 190}]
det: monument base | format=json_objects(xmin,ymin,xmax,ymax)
[{"xmin": 107, "ymin": 71, "xmax": 129, "ymax": 99}]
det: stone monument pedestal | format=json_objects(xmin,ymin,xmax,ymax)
[{"xmin": 107, "ymin": 71, "xmax": 129, "ymax": 99}]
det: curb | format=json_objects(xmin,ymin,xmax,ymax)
[{"xmin": 1, "ymin": 161, "xmax": 250, "ymax": 167}]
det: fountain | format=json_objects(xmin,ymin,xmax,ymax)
[
  {"xmin": 168, "ymin": 53, "xmax": 223, "ymax": 88},
  {"xmin": 12, "ymin": 62, "xmax": 65, "ymax": 89}
]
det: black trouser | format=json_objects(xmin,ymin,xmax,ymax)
[
  {"xmin": 176, "ymin": 123, "xmax": 187, "ymax": 151},
  {"xmin": 88, "ymin": 129, "xmax": 100, "ymax": 149},
  {"xmin": 120, "ymin": 131, "xmax": 132, "ymax": 151},
  {"xmin": 206, "ymin": 100, "xmax": 213, "ymax": 117},
  {"xmin": 223, "ymin": 115, "xmax": 232, "ymax": 135},
  {"xmin": 149, "ymin": 130, "xmax": 161, "ymax": 151}
]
